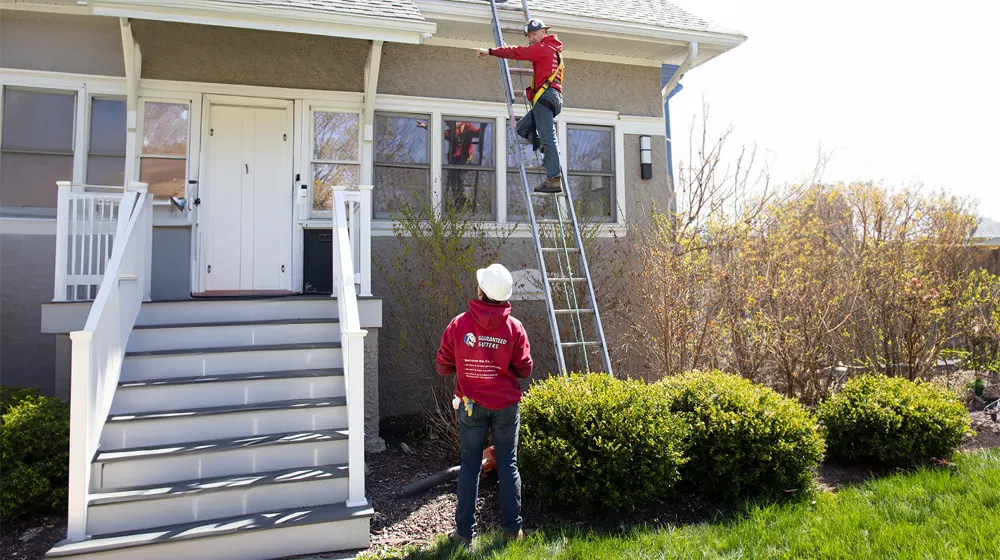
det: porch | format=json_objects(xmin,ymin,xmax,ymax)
[{"xmin": 43, "ymin": 180, "xmax": 379, "ymax": 559}]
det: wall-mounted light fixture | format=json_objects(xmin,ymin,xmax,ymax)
[{"xmin": 639, "ymin": 135, "xmax": 652, "ymax": 180}]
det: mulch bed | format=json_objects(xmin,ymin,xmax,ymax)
[{"xmin": 1, "ymin": 515, "xmax": 66, "ymax": 560}]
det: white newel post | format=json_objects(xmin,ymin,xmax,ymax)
[
  {"xmin": 66, "ymin": 331, "xmax": 94, "ymax": 541},
  {"xmin": 54, "ymin": 182, "xmax": 72, "ymax": 301},
  {"xmin": 359, "ymin": 186, "xmax": 373, "ymax": 297},
  {"xmin": 129, "ymin": 182, "xmax": 152, "ymax": 301},
  {"xmin": 345, "ymin": 329, "xmax": 368, "ymax": 507}
]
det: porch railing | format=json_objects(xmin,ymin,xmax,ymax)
[
  {"xmin": 333, "ymin": 185, "xmax": 373, "ymax": 297},
  {"xmin": 66, "ymin": 183, "xmax": 153, "ymax": 541},
  {"xmin": 331, "ymin": 189, "xmax": 368, "ymax": 508},
  {"xmin": 54, "ymin": 182, "xmax": 131, "ymax": 302}
]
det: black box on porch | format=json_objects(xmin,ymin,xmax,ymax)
[{"xmin": 303, "ymin": 229, "xmax": 333, "ymax": 294}]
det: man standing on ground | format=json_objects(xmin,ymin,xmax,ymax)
[
  {"xmin": 477, "ymin": 19, "xmax": 564, "ymax": 193},
  {"xmin": 436, "ymin": 263, "xmax": 533, "ymax": 544}
]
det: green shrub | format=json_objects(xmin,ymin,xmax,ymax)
[
  {"xmin": 658, "ymin": 370, "xmax": 826, "ymax": 501},
  {"xmin": 519, "ymin": 373, "xmax": 688, "ymax": 513},
  {"xmin": 0, "ymin": 389, "xmax": 70, "ymax": 520},
  {"xmin": 1, "ymin": 386, "xmax": 40, "ymax": 415},
  {"xmin": 817, "ymin": 375, "xmax": 972, "ymax": 467}
]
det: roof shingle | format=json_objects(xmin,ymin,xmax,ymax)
[{"xmin": 470, "ymin": 0, "xmax": 737, "ymax": 36}]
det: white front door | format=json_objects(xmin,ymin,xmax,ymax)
[{"xmin": 202, "ymin": 99, "xmax": 293, "ymax": 292}]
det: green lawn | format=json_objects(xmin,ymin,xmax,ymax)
[{"xmin": 364, "ymin": 449, "xmax": 1000, "ymax": 560}]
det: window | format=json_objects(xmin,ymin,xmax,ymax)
[
  {"xmin": 139, "ymin": 101, "xmax": 190, "ymax": 200},
  {"xmin": 87, "ymin": 97, "xmax": 126, "ymax": 186},
  {"xmin": 567, "ymin": 125, "xmax": 615, "ymax": 222},
  {"xmin": 373, "ymin": 112, "xmax": 429, "ymax": 219},
  {"xmin": 311, "ymin": 111, "xmax": 360, "ymax": 212},
  {"xmin": 505, "ymin": 119, "xmax": 547, "ymax": 222},
  {"xmin": 0, "ymin": 88, "xmax": 76, "ymax": 212},
  {"xmin": 442, "ymin": 118, "xmax": 495, "ymax": 219}
]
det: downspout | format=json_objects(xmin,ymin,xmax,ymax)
[{"xmin": 661, "ymin": 42, "xmax": 697, "ymax": 209}]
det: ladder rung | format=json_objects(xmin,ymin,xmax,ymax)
[
  {"xmin": 530, "ymin": 191, "xmax": 566, "ymax": 197},
  {"xmin": 548, "ymin": 277, "xmax": 587, "ymax": 283},
  {"xmin": 542, "ymin": 247, "xmax": 579, "ymax": 253},
  {"xmin": 509, "ymin": 67, "xmax": 534, "ymax": 75},
  {"xmin": 554, "ymin": 309, "xmax": 595, "ymax": 315},
  {"xmin": 561, "ymin": 341, "xmax": 602, "ymax": 348},
  {"xmin": 537, "ymin": 218, "xmax": 563, "ymax": 224}
]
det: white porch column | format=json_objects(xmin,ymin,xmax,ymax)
[
  {"xmin": 360, "ymin": 41, "xmax": 383, "ymax": 187},
  {"xmin": 65, "ymin": 331, "xmax": 93, "ymax": 541},
  {"xmin": 120, "ymin": 19, "xmax": 142, "ymax": 186},
  {"xmin": 344, "ymin": 329, "xmax": 369, "ymax": 507},
  {"xmin": 129, "ymin": 182, "xmax": 152, "ymax": 301},
  {"xmin": 54, "ymin": 181, "xmax": 72, "ymax": 301}
]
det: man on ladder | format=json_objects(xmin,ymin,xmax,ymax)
[{"xmin": 477, "ymin": 19, "xmax": 564, "ymax": 193}]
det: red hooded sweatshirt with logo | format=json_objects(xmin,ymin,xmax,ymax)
[
  {"xmin": 436, "ymin": 299, "xmax": 533, "ymax": 410},
  {"xmin": 490, "ymin": 34, "xmax": 564, "ymax": 100}
]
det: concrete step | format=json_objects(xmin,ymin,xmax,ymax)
[
  {"xmin": 111, "ymin": 369, "xmax": 345, "ymax": 414},
  {"xmin": 87, "ymin": 464, "xmax": 350, "ymax": 535},
  {"xmin": 46, "ymin": 502, "xmax": 372, "ymax": 560},
  {"xmin": 120, "ymin": 342, "xmax": 342, "ymax": 381},
  {"xmin": 135, "ymin": 297, "xmax": 337, "ymax": 327},
  {"xmin": 100, "ymin": 397, "xmax": 348, "ymax": 451},
  {"xmin": 127, "ymin": 319, "xmax": 339, "ymax": 353},
  {"xmin": 93, "ymin": 429, "xmax": 350, "ymax": 491}
]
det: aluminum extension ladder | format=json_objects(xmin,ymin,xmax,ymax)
[{"xmin": 487, "ymin": 0, "xmax": 613, "ymax": 376}]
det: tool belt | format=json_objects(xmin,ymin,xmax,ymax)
[{"xmin": 531, "ymin": 51, "xmax": 564, "ymax": 106}]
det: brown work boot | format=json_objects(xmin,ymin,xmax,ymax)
[
  {"xmin": 534, "ymin": 176, "xmax": 562, "ymax": 193},
  {"xmin": 449, "ymin": 531, "xmax": 472, "ymax": 547},
  {"xmin": 505, "ymin": 529, "xmax": 524, "ymax": 541}
]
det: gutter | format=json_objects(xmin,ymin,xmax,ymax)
[{"xmin": 662, "ymin": 42, "xmax": 698, "ymax": 195}]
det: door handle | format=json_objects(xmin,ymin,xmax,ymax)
[{"xmin": 245, "ymin": 164, "xmax": 249, "ymax": 174}]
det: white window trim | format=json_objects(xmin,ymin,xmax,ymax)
[
  {"xmin": 305, "ymin": 106, "xmax": 364, "ymax": 220},
  {"xmin": 370, "ymin": 94, "xmax": 634, "ymax": 237},
  {"xmin": 134, "ymin": 94, "xmax": 199, "ymax": 226}
]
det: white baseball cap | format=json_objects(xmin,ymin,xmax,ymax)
[{"xmin": 477, "ymin": 263, "xmax": 513, "ymax": 302}]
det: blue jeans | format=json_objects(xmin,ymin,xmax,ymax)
[
  {"xmin": 456, "ymin": 401, "xmax": 522, "ymax": 538},
  {"xmin": 515, "ymin": 89, "xmax": 562, "ymax": 179}
]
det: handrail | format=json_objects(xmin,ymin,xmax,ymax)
[
  {"xmin": 331, "ymin": 190, "xmax": 368, "ymax": 508},
  {"xmin": 65, "ymin": 183, "xmax": 152, "ymax": 541}
]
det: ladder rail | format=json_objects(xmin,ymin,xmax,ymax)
[
  {"xmin": 488, "ymin": 0, "xmax": 613, "ymax": 377},
  {"xmin": 488, "ymin": 0, "xmax": 568, "ymax": 376}
]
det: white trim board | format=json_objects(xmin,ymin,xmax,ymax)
[
  {"xmin": 92, "ymin": 1, "xmax": 436, "ymax": 44},
  {"xmin": 0, "ymin": 216, "xmax": 57, "ymax": 236}
]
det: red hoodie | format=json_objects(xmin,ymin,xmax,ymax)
[
  {"xmin": 436, "ymin": 299, "xmax": 533, "ymax": 410},
  {"xmin": 490, "ymin": 34, "xmax": 564, "ymax": 100}
]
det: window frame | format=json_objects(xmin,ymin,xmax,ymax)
[
  {"xmin": 308, "ymin": 108, "xmax": 362, "ymax": 219},
  {"xmin": 85, "ymin": 94, "xmax": 128, "ymax": 187},
  {"xmin": 136, "ymin": 97, "xmax": 193, "ymax": 206},
  {"xmin": 0, "ymin": 85, "xmax": 79, "ymax": 215},
  {"xmin": 371, "ymin": 110, "xmax": 432, "ymax": 220},
  {"xmin": 565, "ymin": 123, "xmax": 618, "ymax": 223},
  {"xmin": 441, "ymin": 116, "xmax": 497, "ymax": 221}
]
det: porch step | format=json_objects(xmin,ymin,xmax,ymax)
[
  {"xmin": 100, "ymin": 397, "xmax": 348, "ymax": 451},
  {"xmin": 94, "ymin": 429, "xmax": 350, "ymax": 491},
  {"xmin": 46, "ymin": 502, "xmax": 372, "ymax": 560},
  {"xmin": 111, "ymin": 369, "xmax": 345, "ymax": 414},
  {"xmin": 127, "ymin": 318, "xmax": 338, "ymax": 352},
  {"xmin": 87, "ymin": 463, "xmax": 350, "ymax": 535},
  {"xmin": 135, "ymin": 296, "xmax": 338, "ymax": 327},
  {"xmin": 120, "ymin": 342, "xmax": 342, "ymax": 381}
]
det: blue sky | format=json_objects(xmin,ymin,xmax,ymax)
[{"xmin": 668, "ymin": 0, "xmax": 1000, "ymax": 227}]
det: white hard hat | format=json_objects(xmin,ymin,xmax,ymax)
[{"xmin": 477, "ymin": 263, "xmax": 513, "ymax": 302}]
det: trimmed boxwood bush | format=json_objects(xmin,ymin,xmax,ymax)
[
  {"xmin": 817, "ymin": 375, "xmax": 972, "ymax": 467},
  {"xmin": 519, "ymin": 373, "xmax": 688, "ymax": 513},
  {"xmin": 658, "ymin": 370, "xmax": 826, "ymax": 501},
  {"xmin": 1, "ymin": 387, "xmax": 70, "ymax": 521}
]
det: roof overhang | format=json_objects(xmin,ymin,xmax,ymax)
[
  {"xmin": 415, "ymin": 0, "xmax": 746, "ymax": 67},
  {"xmin": 91, "ymin": 0, "xmax": 438, "ymax": 44}
]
